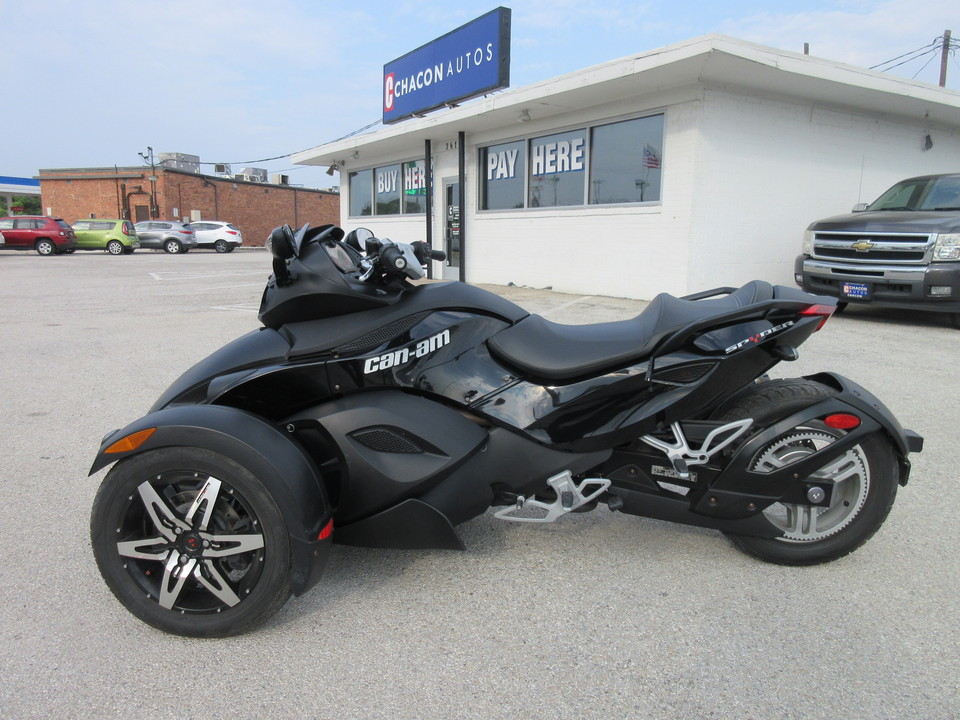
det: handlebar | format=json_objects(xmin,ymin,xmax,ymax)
[{"xmin": 411, "ymin": 241, "xmax": 446, "ymax": 264}]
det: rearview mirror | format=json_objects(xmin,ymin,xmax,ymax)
[{"xmin": 270, "ymin": 225, "xmax": 296, "ymax": 260}]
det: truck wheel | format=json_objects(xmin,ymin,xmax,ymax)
[{"xmin": 90, "ymin": 447, "xmax": 292, "ymax": 637}]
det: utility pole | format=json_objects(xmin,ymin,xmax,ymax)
[
  {"xmin": 940, "ymin": 29, "xmax": 952, "ymax": 88},
  {"xmin": 138, "ymin": 146, "xmax": 160, "ymax": 218}
]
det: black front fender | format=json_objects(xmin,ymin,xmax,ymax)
[{"xmin": 90, "ymin": 404, "xmax": 331, "ymax": 595}]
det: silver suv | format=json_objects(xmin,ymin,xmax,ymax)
[{"xmin": 134, "ymin": 221, "xmax": 199, "ymax": 254}]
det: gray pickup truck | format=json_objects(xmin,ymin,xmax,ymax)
[{"xmin": 794, "ymin": 174, "xmax": 960, "ymax": 327}]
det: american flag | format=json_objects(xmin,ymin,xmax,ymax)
[{"xmin": 642, "ymin": 144, "xmax": 661, "ymax": 169}]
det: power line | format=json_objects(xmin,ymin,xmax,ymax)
[
  {"xmin": 870, "ymin": 37, "xmax": 940, "ymax": 72},
  {"xmin": 911, "ymin": 50, "xmax": 941, "ymax": 79},
  {"xmin": 194, "ymin": 119, "xmax": 383, "ymax": 167}
]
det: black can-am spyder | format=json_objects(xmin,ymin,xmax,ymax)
[{"xmin": 89, "ymin": 224, "xmax": 923, "ymax": 637}]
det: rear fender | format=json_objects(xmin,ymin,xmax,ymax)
[
  {"xmin": 699, "ymin": 372, "xmax": 921, "ymax": 518},
  {"xmin": 90, "ymin": 404, "xmax": 331, "ymax": 595}
]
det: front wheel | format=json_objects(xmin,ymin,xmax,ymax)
[
  {"xmin": 716, "ymin": 379, "xmax": 899, "ymax": 565},
  {"xmin": 90, "ymin": 447, "xmax": 292, "ymax": 637}
]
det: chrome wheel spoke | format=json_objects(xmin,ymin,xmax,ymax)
[
  {"xmin": 194, "ymin": 561, "xmax": 242, "ymax": 607},
  {"xmin": 137, "ymin": 481, "xmax": 189, "ymax": 541},
  {"xmin": 185, "ymin": 476, "xmax": 222, "ymax": 531},
  {"xmin": 159, "ymin": 554, "xmax": 198, "ymax": 609},
  {"xmin": 202, "ymin": 532, "xmax": 265, "ymax": 558},
  {"xmin": 118, "ymin": 537, "xmax": 170, "ymax": 560}
]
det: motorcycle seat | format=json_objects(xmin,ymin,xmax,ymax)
[{"xmin": 486, "ymin": 280, "xmax": 774, "ymax": 383}]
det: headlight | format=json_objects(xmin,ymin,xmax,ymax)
[
  {"xmin": 933, "ymin": 233, "xmax": 960, "ymax": 261},
  {"xmin": 802, "ymin": 230, "xmax": 814, "ymax": 255}
]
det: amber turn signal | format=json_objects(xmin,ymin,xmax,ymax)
[{"xmin": 105, "ymin": 428, "xmax": 157, "ymax": 454}]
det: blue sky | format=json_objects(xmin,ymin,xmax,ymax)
[{"xmin": 2, "ymin": 0, "xmax": 958, "ymax": 189}]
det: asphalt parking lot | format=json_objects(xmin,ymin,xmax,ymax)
[{"xmin": 1, "ymin": 248, "xmax": 957, "ymax": 719}]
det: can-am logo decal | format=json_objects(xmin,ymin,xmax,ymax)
[
  {"xmin": 363, "ymin": 329, "xmax": 451, "ymax": 374},
  {"xmin": 724, "ymin": 321, "xmax": 794, "ymax": 354}
]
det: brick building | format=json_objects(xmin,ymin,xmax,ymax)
[{"xmin": 38, "ymin": 167, "xmax": 340, "ymax": 246}]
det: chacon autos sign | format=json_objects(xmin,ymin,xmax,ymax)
[{"xmin": 383, "ymin": 7, "xmax": 511, "ymax": 125}]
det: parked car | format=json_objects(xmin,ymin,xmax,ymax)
[
  {"xmin": 185, "ymin": 221, "xmax": 243, "ymax": 253},
  {"xmin": 133, "ymin": 221, "xmax": 198, "ymax": 254},
  {"xmin": 0, "ymin": 216, "xmax": 76, "ymax": 255},
  {"xmin": 795, "ymin": 173, "xmax": 960, "ymax": 326},
  {"xmin": 71, "ymin": 219, "xmax": 139, "ymax": 255},
  {"xmin": 0, "ymin": 229, "xmax": 5, "ymax": 247}
]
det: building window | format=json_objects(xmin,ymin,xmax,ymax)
[
  {"xmin": 480, "ymin": 140, "xmax": 526, "ymax": 210},
  {"xmin": 375, "ymin": 164, "xmax": 401, "ymax": 214},
  {"xmin": 477, "ymin": 112, "xmax": 665, "ymax": 211},
  {"xmin": 403, "ymin": 159, "xmax": 428, "ymax": 214},
  {"xmin": 529, "ymin": 129, "xmax": 587, "ymax": 208},
  {"xmin": 349, "ymin": 169, "xmax": 373, "ymax": 216},
  {"xmin": 589, "ymin": 115, "xmax": 663, "ymax": 204},
  {"xmin": 350, "ymin": 162, "xmax": 427, "ymax": 216}
]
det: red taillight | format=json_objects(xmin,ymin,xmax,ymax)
[
  {"xmin": 318, "ymin": 519, "xmax": 334, "ymax": 540},
  {"xmin": 226, "ymin": 230, "xmax": 238, "ymax": 235},
  {"xmin": 824, "ymin": 413, "xmax": 861, "ymax": 430},
  {"xmin": 179, "ymin": 230, "xmax": 194, "ymax": 235},
  {"xmin": 801, "ymin": 304, "xmax": 836, "ymax": 331}
]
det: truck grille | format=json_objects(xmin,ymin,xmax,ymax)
[{"xmin": 811, "ymin": 231, "xmax": 933, "ymax": 265}]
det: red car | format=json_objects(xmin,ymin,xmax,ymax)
[{"xmin": 0, "ymin": 216, "xmax": 77, "ymax": 255}]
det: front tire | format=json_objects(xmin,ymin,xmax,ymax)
[
  {"xmin": 90, "ymin": 447, "xmax": 292, "ymax": 637},
  {"xmin": 716, "ymin": 379, "xmax": 898, "ymax": 565}
]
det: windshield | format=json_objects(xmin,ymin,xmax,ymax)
[{"xmin": 870, "ymin": 176, "xmax": 960, "ymax": 211}]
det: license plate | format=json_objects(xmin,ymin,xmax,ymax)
[{"xmin": 842, "ymin": 282, "xmax": 869, "ymax": 299}]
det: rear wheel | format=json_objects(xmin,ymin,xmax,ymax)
[
  {"xmin": 214, "ymin": 239, "xmax": 230, "ymax": 253},
  {"xmin": 36, "ymin": 239, "xmax": 55, "ymax": 255},
  {"xmin": 716, "ymin": 379, "xmax": 898, "ymax": 565},
  {"xmin": 90, "ymin": 447, "xmax": 292, "ymax": 637},
  {"xmin": 164, "ymin": 239, "xmax": 182, "ymax": 254},
  {"xmin": 107, "ymin": 240, "xmax": 124, "ymax": 255}
]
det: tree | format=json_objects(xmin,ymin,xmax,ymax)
[{"xmin": 0, "ymin": 195, "xmax": 42, "ymax": 215}]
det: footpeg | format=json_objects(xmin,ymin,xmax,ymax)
[{"xmin": 494, "ymin": 471, "xmax": 611, "ymax": 523}]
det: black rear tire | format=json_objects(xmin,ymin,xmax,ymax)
[
  {"xmin": 715, "ymin": 379, "xmax": 898, "ymax": 565},
  {"xmin": 90, "ymin": 447, "xmax": 292, "ymax": 637}
]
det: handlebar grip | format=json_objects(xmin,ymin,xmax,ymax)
[
  {"xmin": 411, "ymin": 241, "xmax": 446, "ymax": 264},
  {"xmin": 380, "ymin": 244, "xmax": 408, "ymax": 273}
]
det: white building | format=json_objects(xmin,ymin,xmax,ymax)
[{"xmin": 294, "ymin": 34, "xmax": 960, "ymax": 299}]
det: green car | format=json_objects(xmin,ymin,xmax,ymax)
[{"xmin": 71, "ymin": 219, "xmax": 140, "ymax": 254}]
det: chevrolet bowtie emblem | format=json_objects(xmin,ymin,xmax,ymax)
[{"xmin": 850, "ymin": 240, "xmax": 875, "ymax": 252}]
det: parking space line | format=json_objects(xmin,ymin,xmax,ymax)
[
  {"xmin": 149, "ymin": 270, "xmax": 267, "ymax": 281},
  {"xmin": 212, "ymin": 303, "xmax": 261, "ymax": 313}
]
